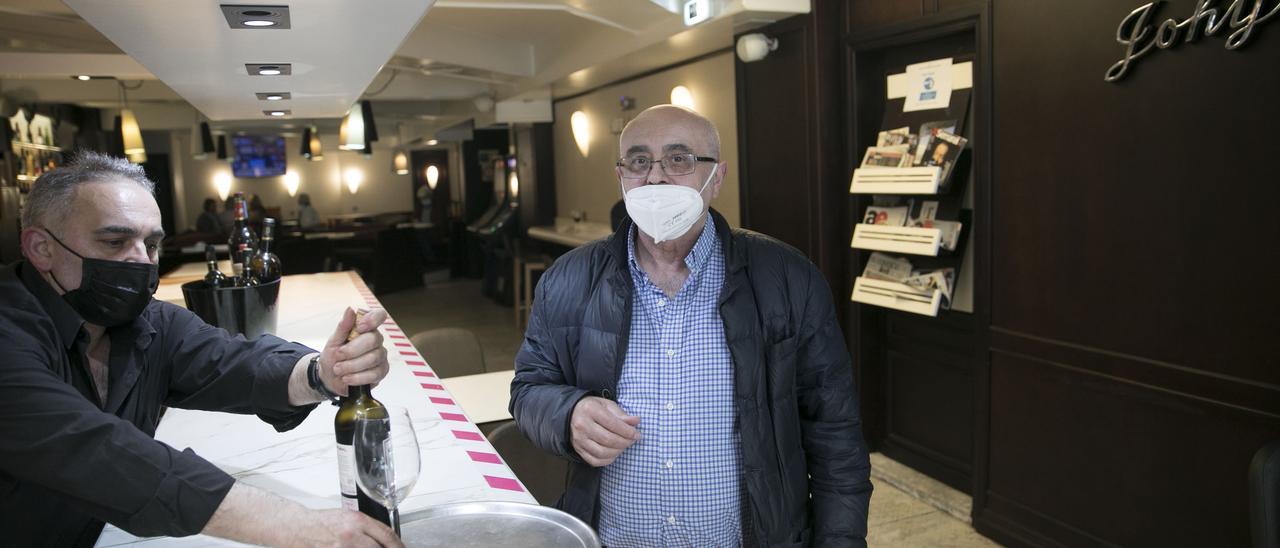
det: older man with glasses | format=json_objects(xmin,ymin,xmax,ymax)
[{"xmin": 511, "ymin": 105, "xmax": 872, "ymax": 547}]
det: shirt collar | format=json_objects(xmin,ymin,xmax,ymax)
[
  {"xmin": 17, "ymin": 261, "xmax": 158, "ymax": 350},
  {"xmin": 627, "ymin": 215, "xmax": 718, "ymax": 275},
  {"xmin": 18, "ymin": 261, "xmax": 86, "ymax": 349}
]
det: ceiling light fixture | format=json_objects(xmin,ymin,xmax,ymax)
[
  {"xmin": 221, "ymin": 5, "xmax": 291, "ymax": 29},
  {"xmin": 426, "ymin": 165, "xmax": 440, "ymax": 190},
  {"xmin": 736, "ymin": 33, "xmax": 778, "ymax": 63},
  {"xmin": 426, "ymin": 139, "xmax": 438, "ymax": 146},
  {"xmin": 255, "ymin": 92, "xmax": 291, "ymax": 101},
  {"xmin": 266, "ymin": 110, "xmax": 289, "ymax": 117},
  {"xmin": 192, "ymin": 119, "xmax": 215, "ymax": 160},
  {"xmin": 76, "ymin": 75, "xmax": 91, "ymax": 81},
  {"xmin": 117, "ymin": 81, "xmax": 146, "ymax": 163},
  {"xmin": 301, "ymin": 126, "xmax": 323, "ymax": 160},
  {"xmin": 247, "ymin": 63, "xmax": 292, "ymax": 76},
  {"xmin": 338, "ymin": 105, "xmax": 365, "ymax": 151}
]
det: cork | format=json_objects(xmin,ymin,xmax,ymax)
[{"xmin": 347, "ymin": 309, "xmax": 365, "ymax": 342}]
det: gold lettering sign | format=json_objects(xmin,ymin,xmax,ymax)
[{"xmin": 1106, "ymin": 0, "xmax": 1279, "ymax": 82}]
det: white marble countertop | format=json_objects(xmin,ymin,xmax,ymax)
[
  {"xmin": 439, "ymin": 370, "xmax": 516, "ymax": 425},
  {"xmin": 526, "ymin": 219, "xmax": 613, "ymax": 248},
  {"xmin": 96, "ymin": 272, "xmax": 534, "ymax": 547}
]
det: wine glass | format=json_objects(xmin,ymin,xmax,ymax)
[{"xmin": 354, "ymin": 406, "xmax": 420, "ymax": 535}]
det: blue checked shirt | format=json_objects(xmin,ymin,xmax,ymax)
[{"xmin": 598, "ymin": 217, "xmax": 745, "ymax": 548}]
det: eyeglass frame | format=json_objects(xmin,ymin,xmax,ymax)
[{"xmin": 615, "ymin": 153, "xmax": 719, "ymax": 179}]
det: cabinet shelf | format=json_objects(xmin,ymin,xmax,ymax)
[
  {"xmin": 850, "ymin": 276, "xmax": 942, "ymax": 317},
  {"xmin": 849, "ymin": 166, "xmax": 942, "ymax": 194},
  {"xmin": 850, "ymin": 224, "xmax": 941, "ymax": 256}
]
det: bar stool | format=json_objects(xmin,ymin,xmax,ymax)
[{"xmin": 513, "ymin": 251, "xmax": 550, "ymax": 331}]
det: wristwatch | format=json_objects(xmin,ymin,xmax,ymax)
[{"xmin": 307, "ymin": 355, "xmax": 343, "ymax": 405}]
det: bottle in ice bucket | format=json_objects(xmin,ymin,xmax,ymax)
[
  {"xmin": 250, "ymin": 218, "xmax": 282, "ymax": 284},
  {"xmin": 203, "ymin": 244, "xmax": 226, "ymax": 288}
]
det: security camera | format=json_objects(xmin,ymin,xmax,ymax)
[{"xmin": 735, "ymin": 33, "xmax": 778, "ymax": 63}]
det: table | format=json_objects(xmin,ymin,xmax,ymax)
[
  {"xmin": 526, "ymin": 220, "xmax": 613, "ymax": 248},
  {"xmin": 439, "ymin": 370, "xmax": 516, "ymax": 425},
  {"xmin": 96, "ymin": 271, "xmax": 534, "ymax": 547}
]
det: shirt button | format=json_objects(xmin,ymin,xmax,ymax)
[
  {"xmin": 666, "ymin": 402, "xmax": 675, "ymax": 411},
  {"xmin": 666, "ymin": 349, "xmax": 675, "ymax": 357},
  {"xmin": 657, "ymin": 299, "xmax": 666, "ymax": 307},
  {"xmin": 666, "ymin": 460, "xmax": 674, "ymax": 469},
  {"xmin": 667, "ymin": 515, "xmax": 677, "ymax": 525}
]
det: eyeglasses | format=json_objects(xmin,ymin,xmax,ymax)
[{"xmin": 616, "ymin": 153, "xmax": 717, "ymax": 179}]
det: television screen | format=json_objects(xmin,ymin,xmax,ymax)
[{"xmin": 231, "ymin": 135, "xmax": 286, "ymax": 178}]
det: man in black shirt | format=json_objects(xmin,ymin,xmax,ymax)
[{"xmin": 0, "ymin": 152, "xmax": 401, "ymax": 547}]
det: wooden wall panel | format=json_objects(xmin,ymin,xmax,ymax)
[{"xmin": 986, "ymin": 350, "xmax": 1275, "ymax": 547}]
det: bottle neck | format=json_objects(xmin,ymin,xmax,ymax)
[{"xmin": 349, "ymin": 384, "xmax": 373, "ymax": 400}]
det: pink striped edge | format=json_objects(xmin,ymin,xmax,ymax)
[
  {"xmin": 439, "ymin": 412, "xmax": 468, "ymax": 422},
  {"xmin": 412, "ymin": 371, "xmax": 437, "ymax": 378},
  {"xmin": 420, "ymin": 383, "xmax": 444, "ymax": 390},
  {"xmin": 428, "ymin": 396, "xmax": 453, "ymax": 405},
  {"xmin": 398, "ymin": 350, "xmax": 416, "ymax": 356},
  {"xmin": 484, "ymin": 476, "xmax": 525, "ymax": 492},
  {"xmin": 452, "ymin": 430, "xmax": 484, "ymax": 441},
  {"xmin": 467, "ymin": 451, "xmax": 502, "ymax": 465},
  {"xmin": 405, "ymin": 360, "xmax": 426, "ymax": 366}
]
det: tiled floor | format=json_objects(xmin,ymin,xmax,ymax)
[{"xmin": 380, "ymin": 277, "xmax": 1001, "ymax": 547}]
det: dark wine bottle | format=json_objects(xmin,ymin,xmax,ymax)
[
  {"xmin": 333, "ymin": 311, "xmax": 395, "ymax": 528},
  {"xmin": 203, "ymin": 244, "xmax": 226, "ymax": 288},
  {"xmin": 250, "ymin": 218, "xmax": 282, "ymax": 283}
]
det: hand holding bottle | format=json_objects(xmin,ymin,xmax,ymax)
[{"xmin": 318, "ymin": 308, "xmax": 390, "ymax": 395}]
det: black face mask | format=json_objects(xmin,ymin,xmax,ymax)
[{"xmin": 44, "ymin": 230, "xmax": 159, "ymax": 327}]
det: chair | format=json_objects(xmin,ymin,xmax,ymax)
[
  {"xmin": 486, "ymin": 421, "xmax": 567, "ymax": 506},
  {"xmin": 512, "ymin": 246, "xmax": 551, "ymax": 331},
  {"xmin": 408, "ymin": 328, "xmax": 487, "ymax": 379},
  {"xmin": 1252, "ymin": 440, "xmax": 1280, "ymax": 548}
]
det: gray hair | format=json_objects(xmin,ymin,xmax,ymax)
[{"xmin": 20, "ymin": 150, "xmax": 155, "ymax": 230}]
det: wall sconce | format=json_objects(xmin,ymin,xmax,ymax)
[
  {"xmin": 344, "ymin": 168, "xmax": 363, "ymax": 194},
  {"xmin": 571, "ymin": 110, "xmax": 590, "ymax": 157},
  {"xmin": 508, "ymin": 170, "xmax": 519, "ymax": 201},
  {"xmin": 670, "ymin": 85, "xmax": 695, "ymax": 110},
  {"xmin": 282, "ymin": 171, "xmax": 300, "ymax": 197},
  {"xmin": 736, "ymin": 33, "xmax": 778, "ymax": 63},
  {"xmin": 214, "ymin": 171, "xmax": 232, "ymax": 201},
  {"xmin": 426, "ymin": 165, "xmax": 440, "ymax": 190}
]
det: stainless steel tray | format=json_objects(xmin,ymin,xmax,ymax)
[{"xmin": 400, "ymin": 501, "xmax": 600, "ymax": 547}]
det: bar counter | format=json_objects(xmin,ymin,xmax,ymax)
[{"xmin": 96, "ymin": 271, "xmax": 534, "ymax": 547}]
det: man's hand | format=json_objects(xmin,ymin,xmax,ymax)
[
  {"xmin": 287, "ymin": 509, "xmax": 402, "ymax": 548},
  {"xmin": 320, "ymin": 308, "xmax": 389, "ymax": 395},
  {"xmin": 204, "ymin": 483, "xmax": 402, "ymax": 548},
  {"xmin": 570, "ymin": 396, "xmax": 641, "ymax": 467}
]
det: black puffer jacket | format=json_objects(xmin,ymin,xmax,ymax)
[{"xmin": 510, "ymin": 210, "xmax": 872, "ymax": 547}]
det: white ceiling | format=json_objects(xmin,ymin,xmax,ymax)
[{"xmin": 0, "ymin": 0, "xmax": 807, "ymax": 138}]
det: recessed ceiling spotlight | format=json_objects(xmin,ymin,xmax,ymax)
[
  {"xmin": 76, "ymin": 75, "xmax": 91, "ymax": 81},
  {"xmin": 246, "ymin": 63, "xmax": 292, "ymax": 76},
  {"xmin": 265, "ymin": 109, "xmax": 291, "ymax": 117},
  {"xmin": 221, "ymin": 5, "xmax": 291, "ymax": 29},
  {"xmin": 256, "ymin": 92, "xmax": 292, "ymax": 101},
  {"xmin": 267, "ymin": 95, "xmax": 283, "ymax": 100}
]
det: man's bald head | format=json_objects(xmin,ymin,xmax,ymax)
[{"xmin": 619, "ymin": 105, "xmax": 721, "ymax": 159}]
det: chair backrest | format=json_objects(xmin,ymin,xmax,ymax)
[
  {"xmin": 1252, "ymin": 440, "xmax": 1280, "ymax": 548},
  {"xmin": 486, "ymin": 421, "xmax": 567, "ymax": 506},
  {"xmin": 409, "ymin": 328, "xmax": 486, "ymax": 378}
]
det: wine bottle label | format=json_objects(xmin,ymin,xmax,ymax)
[{"xmin": 336, "ymin": 442, "xmax": 358, "ymax": 510}]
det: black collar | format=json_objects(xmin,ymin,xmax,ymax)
[{"xmin": 17, "ymin": 262, "xmax": 85, "ymax": 350}]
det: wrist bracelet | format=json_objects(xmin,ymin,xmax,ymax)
[{"xmin": 307, "ymin": 355, "xmax": 342, "ymax": 406}]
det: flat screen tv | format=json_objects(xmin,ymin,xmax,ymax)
[{"xmin": 231, "ymin": 135, "xmax": 286, "ymax": 178}]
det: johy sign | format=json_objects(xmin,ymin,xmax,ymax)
[{"xmin": 1106, "ymin": 0, "xmax": 1279, "ymax": 82}]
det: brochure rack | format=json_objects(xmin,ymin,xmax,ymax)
[
  {"xmin": 850, "ymin": 224, "xmax": 942, "ymax": 256},
  {"xmin": 850, "ymin": 277, "xmax": 943, "ymax": 316},
  {"xmin": 848, "ymin": 166, "xmax": 942, "ymax": 194}
]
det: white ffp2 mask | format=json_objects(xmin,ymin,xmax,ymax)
[{"xmin": 621, "ymin": 165, "xmax": 717, "ymax": 244}]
